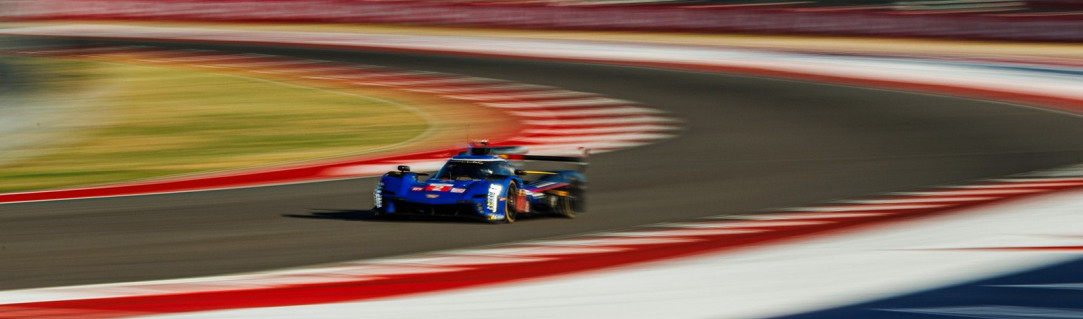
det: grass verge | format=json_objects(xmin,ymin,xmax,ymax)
[{"xmin": 0, "ymin": 57, "xmax": 429, "ymax": 192}]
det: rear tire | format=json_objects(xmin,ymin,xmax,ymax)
[
  {"xmin": 555, "ymin": 195, "xmax": 576, "ymax": 218},
  {"xmin": 552, "ymin": 179, "xmax": 584, "ymax": 218},
  {"xmin": 569, "ymin": 179, "xmax": 586, "ymax": 214}
]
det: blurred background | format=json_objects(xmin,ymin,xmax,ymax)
[
  {"xmin": 3, "ymin": 0, "xmax": 1082, "ymax": 40},
  {"xmin": 2, "ymin": 0, "xmax": 1083, "ymax": 318},
  {"xmin": 1, "ymin": 0, "xmax": 1080, "ymax": 192}
]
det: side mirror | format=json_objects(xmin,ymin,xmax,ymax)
[
  {"xmin": 514, "ymin": 169, "xmax": 527, "ymax": 176},
  {"xmin": 397, "ymin": 165, "xmax": 411, "ymax": 172}
]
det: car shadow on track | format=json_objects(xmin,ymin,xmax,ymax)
[
  {"xmin": 283, "ymin": 209, "xmax": 378, "ymax": 221},
  {"xmin": 285, "ymin": 209, "xmax": 494, "ymax": 224},
  {"xmin": 284, "ymin": 209, "xmax": 554, "ymax": 224}
]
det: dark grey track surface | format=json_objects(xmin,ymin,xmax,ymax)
[{"xmin": 3, "ymin": 39, "xmax": 1083, "ymax": 290}]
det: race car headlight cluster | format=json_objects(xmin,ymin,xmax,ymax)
[
  {"xmin": 374, "ymin": 182, "xmax": 383, "ymax": 209},
  {"xmin": 487, "ymin": 184, "xmax": 503, "ymax": 213}
]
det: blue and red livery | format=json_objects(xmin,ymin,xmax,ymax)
[{"xmin": 372, "ymin": 144, "xmax": 587, "ymax": 223}]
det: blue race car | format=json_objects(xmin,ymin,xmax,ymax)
[{"xmin": 372, "ymin": 144, "xmax": 587, "ymax": 223}]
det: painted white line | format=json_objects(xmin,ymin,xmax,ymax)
[
  {"xmin": 17, "ymin": 45, "xmax": 145, "ymax": 55},
  {"xmin": 140, "ymin": 54, "xmax": 247, "ymax": 63},
  {"xmin": 896, "ymin": 189, "xmax": 1048, "ymax": 196},
  {"xmin": 989, "ymin": 177, "xmax": 1083, "ymax": 183},
  {"xmin": 323, "ymin": 71, "xmax": 424, "ymax": 80},
  {"xmin": 948, "ymin": 181, "xmax": 1083, "ymax": 189},
  {"xmin": 280, "ymin": 65, "xmax": 365, "ymax": 74},
  {"xmin": 405, "ymin": 83, "xmax": 542, "ymax": 93},
  {"xmin": 114, "ymin": 273, "xmax": 369, "ymax": 289},
  {"xmin": 209, "ymin": 59, "xmax": 319, "ymax": 68},
  {"xmin": 118, "ymin": 49, "xmax": 216, "ymax": 57},
  {"xmin": 110, "ymin": 49, "xmax": 203, "ymax": 58},
  {"xmin": 440, "ymin": 246, "xmax": 628, "ymax": 257},
  {"xmin": 517, "ymin": 146, "xmax": 620, "ymax": 156},
  {"xmin": 134, "ymin": 58, "xmax": 178, "ymax": 63},
  {"xmin": 602, "ymin": 229, "xmax": 765, "ymax": 237},
  {"xmin": 124, "ymin": 48, "xmax": 228, "ymax": 56},
  {"xmin": 788, "ymin": 205, "xmax": 948, "ymax": 213},
  {"xmin": 524, "ymin": 116, "xmax": 680, "ymax": 126},
  {"xmin": 445, "ymin": 91, "xmax": 592, "ymax": 101},
  {"xmin": 302, "ymin": 75, "xmax": 351, "ymax": 80},
  {"xmin": 508, "ymin": 106, "xmax": 662, "ymax": 118},
  {"xmin": 483, "ymin": 97, "xmax": 631, "ymax": 109},
  {"xmin": 262, "ymin": 264, "xmax": 461, "ymax": 277},
  {"xmin": 350, "ymin": 72, "xmax": 452, "ymax": 82},
  {"xmin": 712, "ymin": 212, "xmax": 892, "ymax": 220},
  {"xmin": 523, "ymin": 125, "xmax": 681, "ymax": 135},
  {"xmin": 660, "ymin": 220, "xmax": 832, "ymax": 229},
  {"xmin": 519, "ymin": 133, "xmax": 676, "ymax": 144},
  {"xmin": 369, "ymin": 77, "xmax": 484, "ymax": 87},
  {"xmin": 366, "ymin": 255, "xmax": 552, "ymax": 266},
  {"xmin": 517, "ymin": 140, "xmax": 654, "ymax": 151},
  {"xmin": 526, "ymin": 237, "xmax": 699, "ymax": 246},
  {"xmin": 840, "ymin": 196, "xmax": 997, "ymax": 204}
]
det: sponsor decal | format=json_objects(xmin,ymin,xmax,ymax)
[
  {"xmin": 533, "ymin": 182, "xmax": 556, "ymax": 189},
  {"xmin": 450, "ymin": 188, "xmax": 466, "ymax": 193},
  {"xmin": 425, "ymin": 194, "xmax": 439, "ymax": 199},
  {"xmin": 425, "ymin": 184, "xmax": 454, "ymax": 192},
  {"xmin": 411, "ymin": 186, "xmax": 424, "ymax": 192},
  {"xmin": 452, "ymin": 160, "xmax": 488, "ymax": 165},
  {"xmin": 517, "ymin": 189, "xmax": 530, "ymax": 213}
]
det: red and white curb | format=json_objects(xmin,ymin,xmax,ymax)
[
  {"xmin": 0, "ymin": 45, "xmax": 680, "ymax": 204},
  {"xmin": 4, "ymin": 166, "xmax": 1083, "ymax": 318}
]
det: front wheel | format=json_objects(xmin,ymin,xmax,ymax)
[
  {"xmin": 489, "ymin": 182, "xmax": 519, "ymax": 224},
  {"xmin": 504, "ymin": 182, "xmax": 519, "ymax": 223}
]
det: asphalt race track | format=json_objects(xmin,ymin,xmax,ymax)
[{"xmin": 4, "ymin": 39, "xmax": 1083, "ymax": 290}]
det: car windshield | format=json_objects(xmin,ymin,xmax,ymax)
[{"xmin": 435, "ymin": 160, "xmax": 511, "ymax": 180}]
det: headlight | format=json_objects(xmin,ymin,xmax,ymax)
[
  {"xmin": 487, "ymin": 184, "xmax": 503, "ymax": 213},
  {"xmin": 374, "ymin": 182, "xmax": 384, "ymax": 208}
]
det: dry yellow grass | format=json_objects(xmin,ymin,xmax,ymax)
[{"xmin": 1, "ymin": 57, "xmax": 435, "ymax": 192}]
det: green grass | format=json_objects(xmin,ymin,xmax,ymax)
[{"xmin": 0, "ymin": 57, "xmax": 429, "ymax": 192}]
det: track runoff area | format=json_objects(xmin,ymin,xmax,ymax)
[{"xmin": 2, "ymin": 25, "xmax": 1083, "ymax": 318}]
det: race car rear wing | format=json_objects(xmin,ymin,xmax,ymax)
[
  {"xmin": 466, "ymin": 141, "xmax": 589, "ymax": 170},
  {"xmin": 500, "ymin": 147, "xmax": 589, "ymax": 173},
  {"xmin": 500, "ymin": 149, "xmax": 589, "ymax": 173},
  {"xmin": 501, "ymin": 153, "xmax": 587, "ymax": 164}
]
